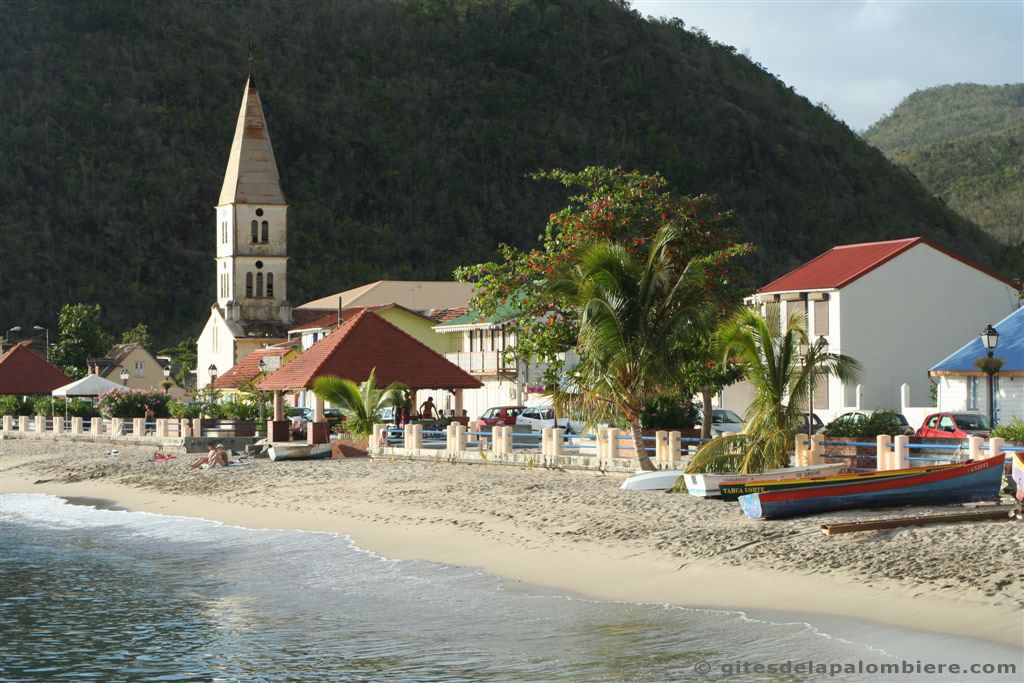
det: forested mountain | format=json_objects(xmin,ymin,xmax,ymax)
[
  {"xmin": 863, "ymin": 84, "xmax": 1023, "ymax": 245},
  {"xmin": 1, "ymin": 0, "xmax": 1018, "ymax": 348}
]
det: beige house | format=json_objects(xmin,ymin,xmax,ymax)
[
  {"xmin": 88, "ymin": 343, "xmax": 186, "ymax": 398},
  {"xmin": 197, "ymin": 76, "xmax": 294, "ymax": 388}
]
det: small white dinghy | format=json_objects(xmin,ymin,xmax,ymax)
[
  {"xmin": 619, "ymin": 463, "xmax": 846, "ymax": 494},
  {"xmin": 268, "ymin": 442, "xmax": 332, "ymax": 461}
]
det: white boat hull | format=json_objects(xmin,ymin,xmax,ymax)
[
  {"xmin": 683, "ymin": 463, "xmax": 846, "ymax": 497},
  {"xmin": 268, "ymin": 442, "xmax": 332, "ymax": 461},
  {"xmin": 619, "ymin": 470, "xmax": 687, "ymax": 491}
]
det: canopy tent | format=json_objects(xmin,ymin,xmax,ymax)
[{"xmin": 52, "ymin": 373, "xmax": 124, "ymax": 397}]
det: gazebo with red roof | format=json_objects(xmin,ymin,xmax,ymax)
[
  {"xmin": 0, "ymin": 342, "xmax": 73, "ymax": 396},
  {"xmin": 212, "ymin": 346, "xmax": 292, "ymax": 390},
  {"xmin": 258, "ymin": 310, "xmax": 482, "ymax": 442}
]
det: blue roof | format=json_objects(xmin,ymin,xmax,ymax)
[{"xmin": 930, "ymin": 307, "xmax": 1024, "ymax": 374}]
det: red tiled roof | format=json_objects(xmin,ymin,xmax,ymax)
[
  {"xmin": 212, "ymin": 347, "xmax": 291, "ymax": 389},
  {"xmin": 288, "ymin": 307, "xmax": 369, "ymax": 332},
  {"xmin": 758, "ymin": 237, "xmax": 1018, "ymax": 294},
  {"xmin": 258, "ymin": 310, "xmax": 483, "ymax": 391},
  {"xmin": 0, "ymin": 342, "xmax": 73, "ymax": 395},
  {"xmin": 430, "ymin": 306, "xmax": 469, "ymax": 323}
]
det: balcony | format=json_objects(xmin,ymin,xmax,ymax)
[{"xmin": 445, "ymin": 351, "xmax": 514, "ymax": 375}]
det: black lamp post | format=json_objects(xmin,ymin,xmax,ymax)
[
  {"xmin": 980, "ymin": 324, "xmax": 1000, "ymax": 427},
  {"xmin": 162, "ymin": 366, "xmax": 172, "ymax": 395},
  {"xmin": 208, "ymin": 364, "xmax": 218, "ymax": 386},
  {"xmin": 258, "ymin": 359, "xmax": 268, "ymax": 423},
  {"xmin": 120, "ymin": 367, "xmax": 130, "ymax": 386}
]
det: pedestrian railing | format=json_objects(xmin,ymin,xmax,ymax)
[
  {"xmin": 800, "ymin": 434, "xmax": 1014, "ymax": 470},
  {"xmin": 0, "ymin": 415, "xmax": 268, "ymax": 442}
]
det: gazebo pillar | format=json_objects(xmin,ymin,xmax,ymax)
[
  {"xmin": 269, "ymin": 390, "xmax": 289, "ymax": 442},
  {"xmin": 307, "ymin": 393, "xmax": 328, "ymax": 445},
  {"xmin": 453, "ymin": 389, "xmax": 464, "ymax": 420}
]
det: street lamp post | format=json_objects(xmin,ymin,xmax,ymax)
[
  {"xmin": 5, "ymin": 326, "xmax": 21, "ymax": 350},
  {"xmin": 980, "ymin": 324, "xmax": 1000, "ymax": 427},
  {"xmin": 162, "ymin": 366, "xmax": 172, "ymax": 395},
  {"xmin": 258, "ymin": 359, "xmax": 268, "ymax": 423},
  {"xmin": 33, "ymin": 326, "xmax": 49, "ymax": 362},
  {"xmin": 207, "ymin": 364, "xmax": 218, "ymax": 387},
  {"xmin": 120, "ymin": 367, "xmax": 130, "ymax": 386}
]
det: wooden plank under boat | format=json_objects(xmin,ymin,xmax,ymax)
[
  {"xmin": 739, "ymin": 454, "xmax": 1005, "ymax": 520},
  {"xmin": 718, "ymin": 463, "xmax": 960, "ymax": 501},
  {"xmin": 268, "ymin": 442, "xmax": 332, "ymax": 461},
  {"xmin": 679, "ymin": 463, "xmax": 847, "ymax": 497}
]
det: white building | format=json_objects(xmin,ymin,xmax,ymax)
[
  {"xmin": 930, "ymin": 306, "xmax": 1024, "ymax": 424},
  {"xmin": 741, "ymin": 237, "xmax": 1019, "ymax": 424},
  {"xmin": 197, "ymin": 76, "xmax": 294, "ymax": 388}
]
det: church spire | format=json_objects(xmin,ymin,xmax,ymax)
[{"xmin": 218, "ymin": 77, "xmax": 285, "ymax": 206}]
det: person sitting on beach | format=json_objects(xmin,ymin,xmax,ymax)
[{"xmin": 189, "ymin": 444, "xmax": 228, "ymax": 469}]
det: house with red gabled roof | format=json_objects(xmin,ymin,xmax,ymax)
[
  {"xmin": 287, "ymin": 304, "xmax": 459, "ymax": 358},
  {"xmin": 0, "ymin": 342, "xmax": 73, "ymax": 396},
  {"xmin": 728, "ymin": 237, "xmax": 1020, "ymax": 426},
  {"xmin": 258, "ymin": 310, "xmax": 482, "ymax": 440}
]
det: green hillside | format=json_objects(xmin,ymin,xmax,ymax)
[
  {"xmin": 863, "ymin": 84, "xmax": 1023, "ymax": 245},
  {"xmin": 1, "ymin": 0, "xmax": 1018, "ymax": 348}
]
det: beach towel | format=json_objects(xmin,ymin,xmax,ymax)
[{"xmin": 154, "ymin": 452, "xmax": 176, "ymax": 462}]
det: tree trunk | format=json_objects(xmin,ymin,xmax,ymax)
[
  {"xmin": 631, "ymin": 420, "xmax": 656, "ymax": 471},
  {"xmin": 701, "ymin": 386, "xmax": 713, "ymax": 440}
]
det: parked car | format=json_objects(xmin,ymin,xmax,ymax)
[
  {"xmin": 794, "ymin": 413, "xmax": 825, "ymax": 434},
  {"xmin": 474, "ymin": 406, "xmax": 526, "ymax": 433},
  {"xmin": 695, "ymin": 408, "xmax": 746, "ymax": 437},
  {"xmin": 835, "ymin": 410, "xmax": 914, "ymax": 436},
  {"xmin": 516, "ymin": 405, "xmax": 585, "ymax": 434},
  {"xmin": 916, "ymin": 412, "xmax": 991, "ymax": 439}
]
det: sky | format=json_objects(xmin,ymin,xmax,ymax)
[{"xmin": 630, "ymin": 0, "xmax": 1024, "ymax": 131}]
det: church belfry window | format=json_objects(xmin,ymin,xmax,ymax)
[
  {"xmin": 267, "ymin": 273, "xmax": 274, "ymax": 297},
  {"xmin": 251, "ymin": 220, "xmax": 258, "ymax": 242},
  {"xmin": 245, "ymin": 272, "xmax": 253, "ymax": 298},
  {"xmin": 261, "ymin": 220, "xmax": 269, "ymax": 243},
  {"xmin": 256, "ymin": 272, "xmax": 264, "ymax": 298}
]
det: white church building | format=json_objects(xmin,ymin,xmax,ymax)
[{"xmin": 197, "ymin": 76, "xmax": 294, "ymax": 388}]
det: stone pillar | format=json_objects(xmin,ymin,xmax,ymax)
[
  {"xmin": 156, "ymin": 418, "xmax": 166, "ymax": 438},
  {"xmin": 876, "ymin": 434, "xmax": 892, "ymax": 471},
  {"xmin": 454, "ymin": 425, "xmax": 467, "ymax": 451},
  {"xmin": 273, "ymin": 390, "xmax": 284, "ymax": 421},
  {"xmin": 93, "ymin": 417, "xmax": 104, "ymax": 435},
  {"xmin": 453, "ymin": 389, "xmax": 464, "ymax": 420},
  {"xmin": 968, "ymin": 435, "xmax": 985, "ymax": 461},
  {"xmin": 192, "ymin": 418, "xmax": 203, "ymax": 438},
  {"xmin": 491, "ymin": 426, "xmax": 502, "ymax": 453},
  {"xmin": 19, "ymin": 416, "xmax": 30, "ymax": 432},
  {"xmin": 795, "ymin": 434, "xmax": 807, "ymax": 467},
  {"xmin": 607, "ymin": 427, "xmax": 621, "ymax": 461},
  {"xmin": 372, "ymin": 423, "xmax": 385, "ymax": 449},
  {"xmin": 988, "ymin": 437, "xmax": 1004, "ymax": 461},
  {"xmin": 501, "ymin": 426, "xmax": 513, "ymax": 455},
  {"xmin": 1, "ymin": 415, "xmax": 11, "ymax": 432},
  {"xmin": 111, "ymin": 418, "xmax": 123, "ymax": 436},
  {"xmin": 314, "ymin": 395, "xmax": 325, "ymax": 422},
  {"xmin": 668, "ymin": 431, "xmax": 681, "ymax": 469},
  {"xmin": 34, "ymin": 415, "xmax": 45, "ymax": 433},
  {"xmin": 655, "ymin": 430, "xmax": 667, "ymax": 468},
  {"xmin": 404, "ymin": 423, "xmax": 413, "ymax": 448},
  {"xmin": 71, "ymin": 417, "xmax": 83, "ymax": 435},
  {"xmin": 410, "ymin": 423, "xmax": 423, "ymax": 450},
  {"xmin": 552, "ymin": 428, "xmax": 565, "ymax": 457},
  {"xmin": 541, "ymin": 427, "xmax": 553, "ymax": 457},
  {"xmin": 53, "ymin": 416, "xmax": 64, "ymax": 434},
  {"xmin": 133, "ymin": 418, "xmax": 145, "ymax": 437},
  {"xmin": 808, "ymin": 433, "xmax": 824, "ymax": 466},
  {"xmin": 892, "ymin": 435, "xmax": 910, "ymax": 470}
]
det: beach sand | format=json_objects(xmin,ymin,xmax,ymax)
[{"xmin": 1, "ymin": 439, "xmax": 1021, "ymax": 648}]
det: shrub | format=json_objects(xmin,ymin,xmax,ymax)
[
  {"xmin": 0, "ymin": 395, "xmax": 33, "ymax": 416},
  {"xmin": 991, "ymin": 418, "xmax": 1024, "ymax": 443},
  {"xmin": 221, "ymin": 398, "xmax": 268, "ymax": 421},
  {"xmin": 31, "ymin": 397, "xmax": 99, "ymax": 417},
  {"xmin": 97, "ymin": 388, "xmax": 170, "ymax": 418},
  {"xmin": 825, "ymin": 410, "xmax": 906, "ymax": 438},
  {"xmin": 640, "ymin": 395, "xmax": 699, "ymax": 430},
  {"xmin": 169, "ymin": 401, "xmax": 200, "ymax": 419}
]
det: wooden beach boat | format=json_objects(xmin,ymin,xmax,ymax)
[
  {"xmin": 268, "ymin": 442, "xmax": 332, "ymax": 462},
  {"xmin": 718, "ymin": 463, "xmax": 961, "ymax": 501},
  {"xmin": 738, "ymin": 454, "xmax": 1005, "ymax": 520},
  {"xmin": 618, "ymin": 463, "xmax": 847, "ymax": 494},
  {"xmin": 678, "ymin": 463, "xmax": 847, "ymax": 497}
]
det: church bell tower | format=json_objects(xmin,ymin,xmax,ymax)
[{"xmin": 215, "ymin": 76, "xmax": 292, "ymax": 325}]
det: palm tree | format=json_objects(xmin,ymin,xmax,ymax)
[
  {"xmin": 311, "ymin": 368, "xmax": 406, "ymax": 439},
  {"xmin": 684, "ymin": 306, "xmax": 861, "ymax": 474},
  {"xmin": 549, "ymin": 225, "xmax": 706, "ymax": 470}
]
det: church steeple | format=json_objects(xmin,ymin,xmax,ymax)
[{"xmin": 218, "ymin": 77, "xmax": 285, "ymax": 206}]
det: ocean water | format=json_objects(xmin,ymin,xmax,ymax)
[{"xmin": 0, "ymin": 494, "xmax": 1020, "ymax": 682}]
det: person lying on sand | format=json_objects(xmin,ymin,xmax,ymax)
[{"xmin": 189, "ymin": 444, "xmax": 228, "ymax": 469}]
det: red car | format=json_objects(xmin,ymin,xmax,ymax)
[
  {"xmin": 916, "ymin": 412, "xmax": 991, "ymax": 439},
  {"xmin": 474, "ymin": 406, "xmax": 526, "ymax": 433}
]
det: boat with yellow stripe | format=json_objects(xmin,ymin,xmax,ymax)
[{"xmin": 718, "ymin": 462, "xmax": 961, "ymax": 501}]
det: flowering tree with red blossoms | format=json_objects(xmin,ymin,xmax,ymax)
[{"xmin": 455, "ymin": 167, "xmax": 753, "ymax": 426}]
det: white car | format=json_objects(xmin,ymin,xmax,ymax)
[
  {"xmin": 695, "ymin": 409, "xmax": 746, "ymax": 437},
  {"xmin": 516, "ymin": 406, "xmax": 585, "ymax": 434}
]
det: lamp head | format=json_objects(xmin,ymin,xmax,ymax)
[
  {"xmin": 980, "ymin": 324, "xmax": 999, "ymax": 351},
  {"xmin": 8, "ymin": 326, "xmax": 21, "ymax": 332},
  {"xmin": 119, "ymin": 367, "xmax": 130, "ymax": 380}
]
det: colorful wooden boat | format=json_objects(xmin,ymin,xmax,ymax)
[
  {"xmin": 718, "ymin": 463, "xmax": 960, "ymax": 501},
  {"xmin": 738, "ymin": 454, "xmax": 1005, "ymax": 520},
  {"xmin": 678, "ymin": 463, "xmax": 847, "ymax": 497}
]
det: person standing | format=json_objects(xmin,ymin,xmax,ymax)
[{"xmin": 419, "ymin": 396, "xmax": 436, "ymax": 420}]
